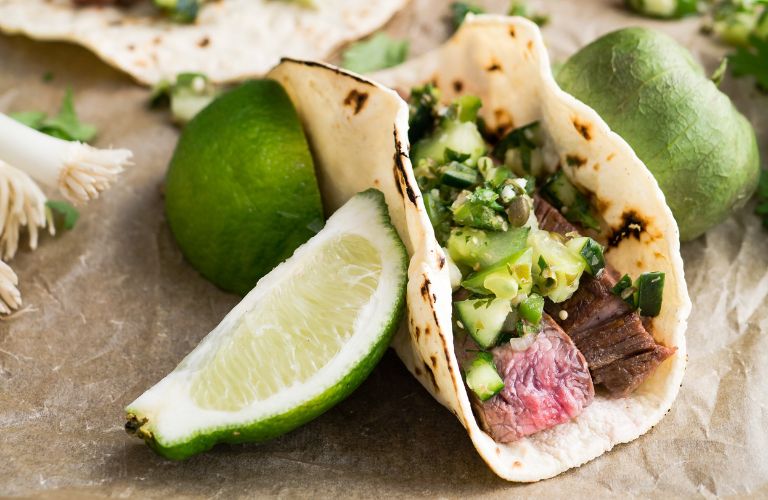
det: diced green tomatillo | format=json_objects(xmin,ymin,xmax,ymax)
[
  {"xmin": 464, "ymin": 352, "xmax": 505, "ymax": 401},
  {"xmin": 636, "ymin": 271, "xmax": 665, "ymax": 317},
  {"xmin": 518, "ymin": 293, "xmax": 544, "ymax": 325},
  {"xmin": 440, "ymin": 162, "xmax": 479, "ymax": 188},
  {"xmin": 447, "ymin": 226, "xmax": 530, "ymax": 271},
  {"xmin": 566, "ymin": 236, "xmax": 605, "ymax": 277},
  {"xmin": 455, "ymin": 298, "xmax": 512, "ymax": 349},
  {"xmin": 529, "ymin": 229, "xmax": 585, "ymax": 303},
  {"xmin": 540, "ymin": 170, "xmax": 601, "ymax": 230},
  {"xmin": 612, "ymin": 274, "xmax": 637, "ymax": 307},
  {"xmin": 462, "ymin": 248, "xmax": 533, "ymax": 299},
  {"xmin": 412, "ymin": 120, "xmax": 486, "ymax": 167}
]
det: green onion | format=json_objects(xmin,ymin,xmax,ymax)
[
  {"xmin": 612, "ymin": 274, "xmax": 637, "ymax": 307},
  {"xmin": 566, "ymin": 236, "xmax": 605, "ymax": 276},
  {"xmin": 637, "ymin": 272, "xmax": 665, "ymax": 317}
]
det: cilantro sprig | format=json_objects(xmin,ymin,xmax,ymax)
[{"xmin": 10, "ymin": 89, "xmax": 96, "ymax": 142}]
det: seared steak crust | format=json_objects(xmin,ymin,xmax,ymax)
[{"xmin": 534, "ymin": 196, "xmax": 675, "ymax": 398}]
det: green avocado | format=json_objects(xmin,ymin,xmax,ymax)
[{"xmin": 557, "ymin": 27, "xmax": 760, "ymax": 241}]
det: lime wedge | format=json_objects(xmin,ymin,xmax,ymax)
[{"xmin": 126, "ymin": 190, "xmax": 407, "ymax": 460}]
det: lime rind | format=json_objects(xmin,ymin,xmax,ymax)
[{"xmin": 126, "ymin": 189, "xmax": 407, "ymax": 459}]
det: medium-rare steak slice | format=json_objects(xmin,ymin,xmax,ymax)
[
  {"xmin": 456, "ymin": 315, "xmax": 594, "ymax": 443},
  {"xmin": 534, "ymin": 196, "xmax": 675, "ymax": 398}
]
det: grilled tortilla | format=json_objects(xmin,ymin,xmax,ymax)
[
  {"xmin": 270, "ymin": 14, "xmax": 688, "ymax": 482},
  {"xmin": 0, "ymin": 0, "xmax": 409, "ymax": 85}
]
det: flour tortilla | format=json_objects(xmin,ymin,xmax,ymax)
[
  {"xmin": 269, "ymin": 14, "xmax": 690, "ymax": 482},
  {"xmin": 0, "ymin": 0, "xmax": 409, "ymax": 85}
]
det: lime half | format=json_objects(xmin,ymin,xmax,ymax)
[{"xmin": 126, "ymin": 190, "xmax": 407, "ymax": 460}]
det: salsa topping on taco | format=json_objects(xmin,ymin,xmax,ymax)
[{"xmin": 407, "ymin": 83, "xmax": 676, "ymax": 443}]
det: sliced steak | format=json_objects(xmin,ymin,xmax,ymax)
[
  {"xmin": 546, "ymin": 267, "xmax": 632, "ymax": 336},
  {"xmin": 457, "ymin": 315, "xmax": 594, "ymax": 443},
  {"xmin": 534, "ymin": 195, "xmax": 675, "ymax": 398},
  {"xmin": 591, "ymin": 344, "xmax": 676, "ymax": 397}
]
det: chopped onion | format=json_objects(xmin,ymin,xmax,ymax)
[{"xmin": 507, "ymin": 332, "xmax": 536, "ymax": 351}]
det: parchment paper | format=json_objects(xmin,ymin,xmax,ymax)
[{"xmin": 1, "ymin": 0, "xmax": 767, "ymax": 497}]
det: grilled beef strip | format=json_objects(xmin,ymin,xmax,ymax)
[
  {"xmin": 456, "ymin": 314, "xmax": 594, "ymax": 443},
  {"xmin": 534, "ymin": 196, "xmax": 675, "ymax": 398}
]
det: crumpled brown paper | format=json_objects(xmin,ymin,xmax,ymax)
[{"xmin": 0, "ymin": 0, "xmax": 766, "ymax": 497}]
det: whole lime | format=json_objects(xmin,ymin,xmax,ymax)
[
  {"xmin": 557, "ymin": 27, "xmax": 760, "ymax": 241},
  {"xmin": 165, "ymin": 80, "xmax": 323, "ymax": 295}
]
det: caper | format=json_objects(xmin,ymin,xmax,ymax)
[{"xmin": 505, "ymin": 195, "xmax": 532, "ymax": 227}]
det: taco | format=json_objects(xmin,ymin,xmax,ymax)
[
  {"xmin": 0, "ymin": 0, "xmax": 409, "ymax": 85},
  {"xmin": 364, "ymin": 15, "xmax": 690, "ymax": 481},
  {"xmin": 132, "ymin": 14, "xmax": 687, "ymax": 478}
]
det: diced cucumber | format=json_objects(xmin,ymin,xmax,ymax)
[
  {"xmin": 518, "ymin": 293, "xmax": 544, "ymax": 325},
  {"xmin": 637, "ymin": 272, "xmax": 665, "ymax": 317},
  {"xmin": 540, "ymin": 170, "xmax": 600, "ymax": 230},
  {"xmin": 440, "ymin": 162, "xmax": 479, "ymax": 188},
  {"xmin": 455, "ymin": 298, "xmax": 512, "ymax": 349},
  {"xmin": 447, "ymin": 226, "xmax": 529, "ymax": 271},
  {"xmin": 566, "ymin": 236, "xmax": 605, "ymax": 277},
  {"xmin": 464, "ymin": 352, "xmax": 505, "ymax": 401},
  {"xmin": 529, "ymin": 228, "xmax": 585, "ymax": 303},
  {"xmin": 462, "ymin": 248, "xmax": 533, "ymax": 299},
  {"xmin": 412, "ymin": 120, "xmax": 486, "ymax": 167}
]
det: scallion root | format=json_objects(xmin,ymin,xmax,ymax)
[
  {"xmin": 58, "ymin": 143, "xmax": 132, "ymax": 203},
  {"xmin": 0, "ymin": 160, "xmax": 53, "ymax": 261},
  {"xmin": 0, "ymin": 259, "xmax": 21, "ymax": 315}
]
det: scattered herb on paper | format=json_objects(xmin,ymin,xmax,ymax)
[
  {"xmin": 46, "ymin": 200, "xmax": 80, "ymax": 230},
  {"xmin": 10, "ymin": 89, "xmax": 97, "ymax": 142},
  {"xmin": 341, "ymin": 33, "xmax": 409, "ymax": 74}
]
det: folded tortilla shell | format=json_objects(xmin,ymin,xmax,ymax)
[{"xmin": 269, "ymin": 14, "xmax": 690, "ymax": 482}]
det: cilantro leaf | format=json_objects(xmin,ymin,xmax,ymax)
[
  {"xmin": 46, "ymin": 200, "xmax": 80, "ymax": 230},
  {"xmin": 341, "ymin": 33, "xmax": 409, "ymax": 74},
  {"xmin": 11, "ymin": 89, "xmax": 97, "ymax": 142},
  {"xmin": 40, "ymin": 89, "xmax": 97, "ymax": 142},
  {"xmin": 729, "ymin": 34, "xmax": 768, "ymax": 90},
  {"xmin": 450, "ymin": 2, "xmax": 485, "ymax": 31}
]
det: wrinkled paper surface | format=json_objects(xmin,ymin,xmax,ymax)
[{"xmin": 1, "ymin": 0, "xmax": 766, "ymax": 497}]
